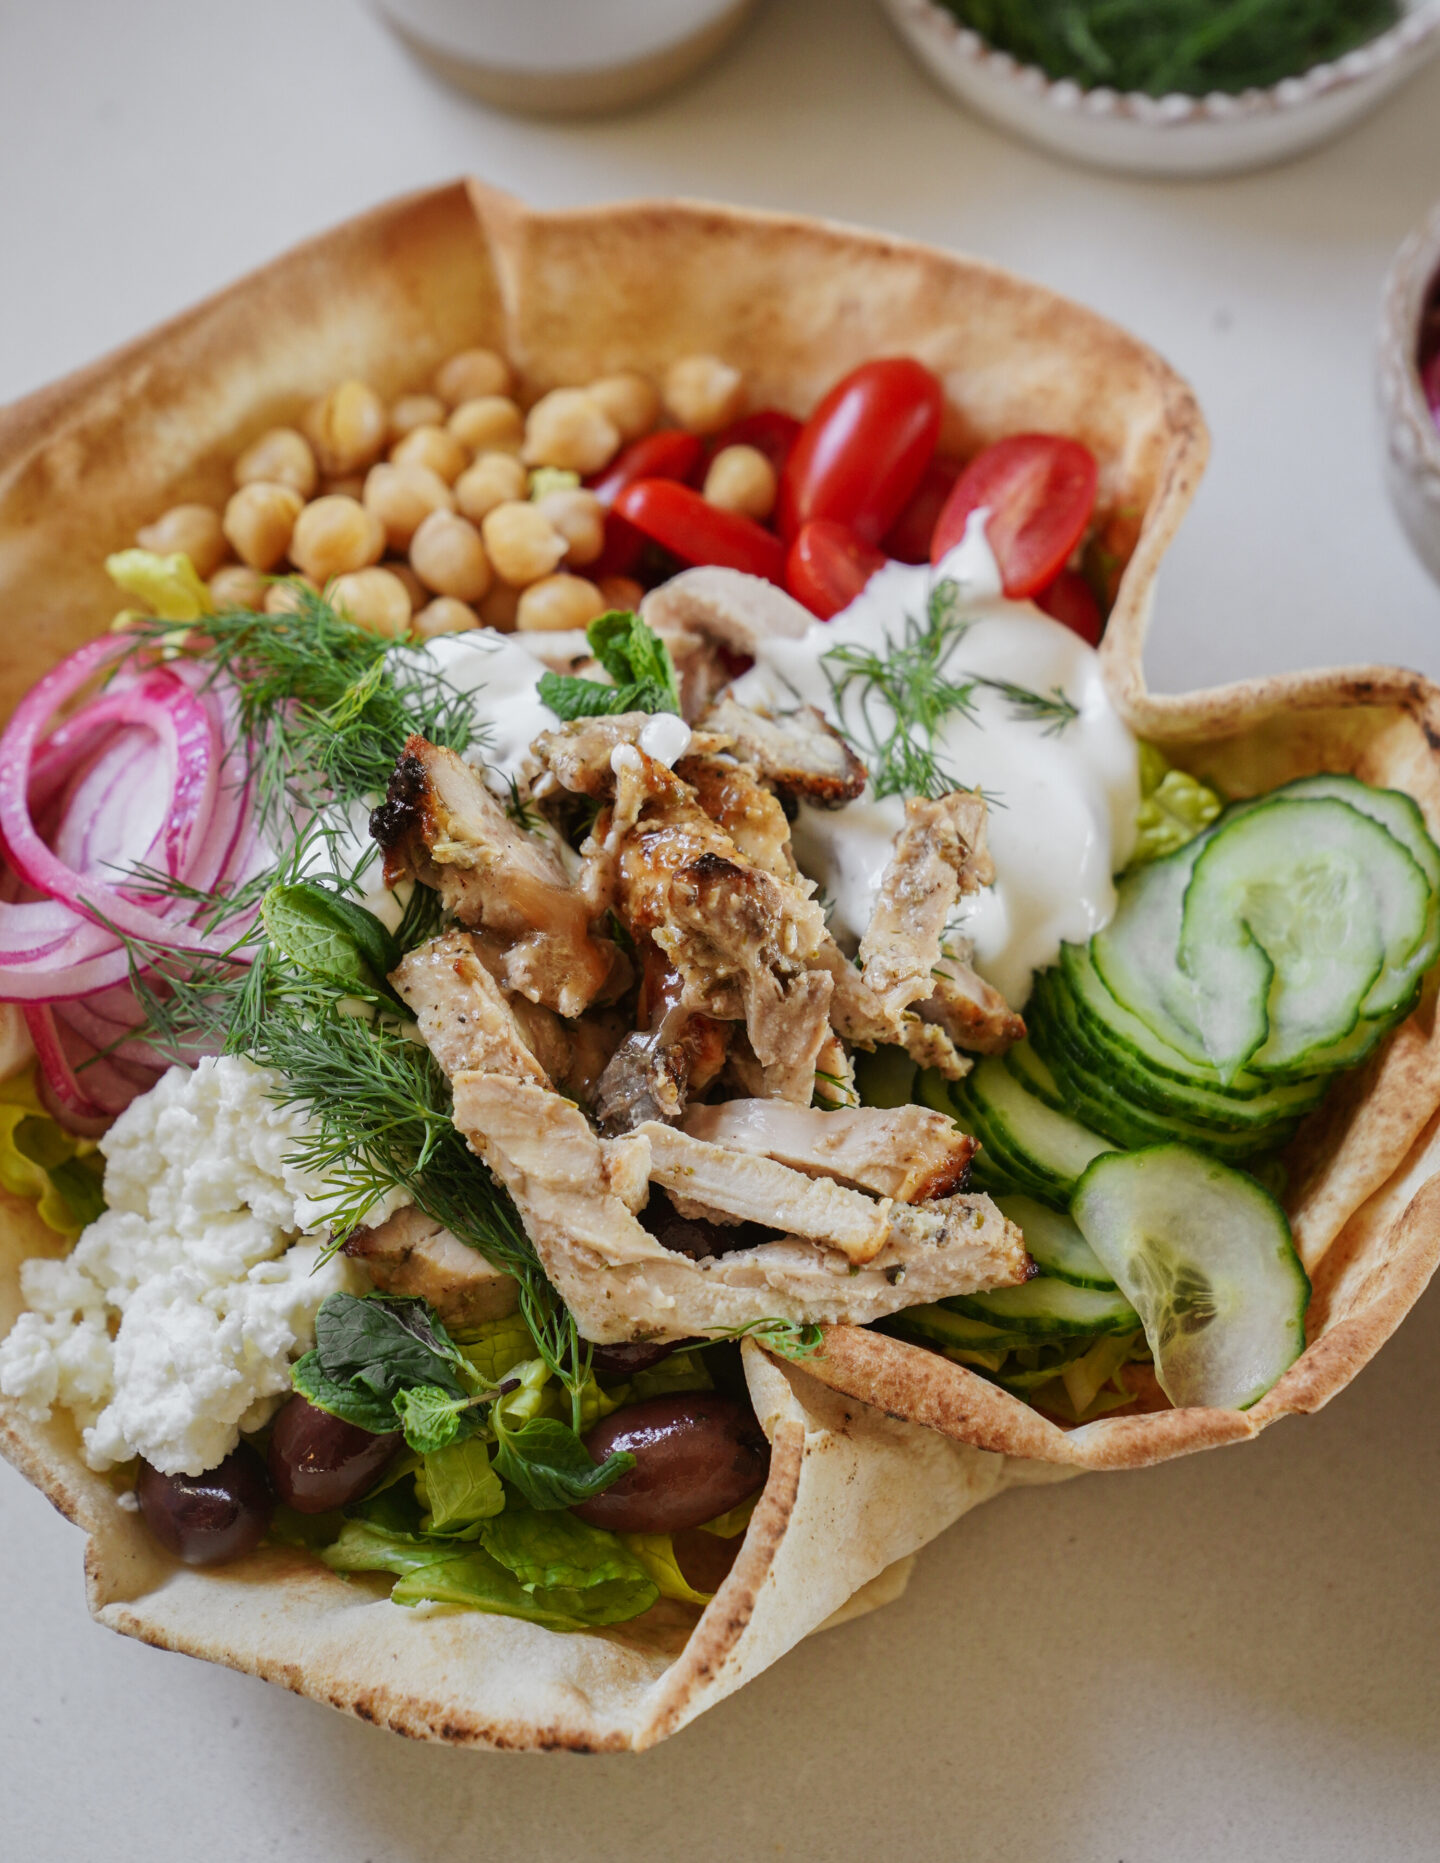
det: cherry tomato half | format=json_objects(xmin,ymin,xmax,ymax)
[
  {"xmin": 588, "ymin": 431, "xmax": 704, "ymax": 578},
  {"xmin": 701, "ymin": 408, "xmax": 803, "ymax": 480},
  {"xmin": 786, "ymin": 520, "xmax": 887, "ymax": 620},
  {"xmin": 1035, "ymin": 568, "xmax": 1103, "ymax": 648},
  {"xmin": 613, "ymin": 478, "xmax": 787, "ymax": 584},
  {"xmin": 931, "ymin": 433, "xmax": 1098, "ymax": 600},
  {"xmin": 883, "ymin": 455, "xmax": 961, "ymax": 564},
  {"xmin": 779, "ymin": 358, "xmax": 943, "ymax": 546}
]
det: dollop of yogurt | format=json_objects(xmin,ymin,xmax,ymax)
[{"xmin": 732, "ymin": 512, "xmax": 1139, "ymax": 1005}]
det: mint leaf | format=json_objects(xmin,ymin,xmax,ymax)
[
  {"xmin": 492, "ymin": 1415, "xmax": 634, "ymax": 1510},
  {"xmin": 535, "ymin": 610, "xmax": 681, "ymax": 723},
  {"xmin": 314, "ymin": 1293, "xmax": 468, "ymax": 1404},
  {"xmin": 261, "ymin": 881, "xmax": 400, "ymax": 991},
  {"xmin": 291, "ymin": 1347, "xmax": 401, "ymax": 1435},
  {"xmin": 391, "ymin": 1382, "xmax": 482, "ymax": 1455}
]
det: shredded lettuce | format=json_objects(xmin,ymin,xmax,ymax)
[
  {"xmin": 1131, "ymin": 742, "xmax": 1223, "ymax": 867},
  {"xmin": 620, "ymin": 1533, "xmax": 714, "ymax": 1605},
  {"xmin": 416, "ymin": 1437, "xmax": 505, "ymax": 1536},
  {"xmin": 105, "ymin": 548, "xmax": 213, "ymax": 622},
  {"xmin": 0, "ymin": 1068, "xmax": 105, "ymax": 1237}
]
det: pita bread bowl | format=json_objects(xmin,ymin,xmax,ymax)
[{"xmin": 0, "ymin": 180, "xmax": 1428, "ymax": 1749}]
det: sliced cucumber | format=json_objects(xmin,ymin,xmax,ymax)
[
  {"xmin": 1002, "ymin": 1040, "xmax": 1068, "ymax": 1113},
  {"xmin": 1092, "ymin": 838, "xmax": 1213, "ymax": 1066},
  {"xmin": 949, "ymin": 1274, "xmax": 1140, "ymax": 1338},
  {"xmin": 966, "ymin": 1056, "xmax": 1116, "ymax": 1201},
  {"xmin": 1071, "ymin": 1143, "xmax": 1309, "ymax": 1411},
  {"xmin": 1181, "ymin": 797, "xmax": 1426, "ymax": 1077},
  {"xmin": 879, "ymin": 1303, "xmax": 1035, "ymax": 1356},
  {"xmin": 994, "ymin": 1193, "xmax": 1117, "ymax": 1290}
]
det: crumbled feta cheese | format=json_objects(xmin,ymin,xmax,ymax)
[{"xmin": 0, "ymin": 1055, "xmax": 395, "ymax": 1477}]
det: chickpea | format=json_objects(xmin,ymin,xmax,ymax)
[
  {"xmin": 302, "ymin": 380, "xmax": 387, "ymax": 476},
  {"xmin": 387, "ymin": 393, "xmax": 446, "ymax": 443},
  {"xmin": 454, "ymin": 452, "xmax": 528, "ymax": 524},
  {"xmin": 209, "ymin": 564, "xmax": 269, "ymax": 610},
  {"xmin": 391, "ymin": 422, "xmax": 469, "ymax": 485},
  {"xmin": 328, "ymin": 567, "xmax": 414, "ymax": 638},
  {"xmin": 597, "ymin": 575, "xmax": 645, "ymax": 611},
  {"xmin": 233, "ymin": 427, "xmax": 318, "ymax": 499},
  {"xmin": 478, "ymin": 582, "xmax": 521, "ymax": 633},
  {"xmin": 264, "ymin": 575, "xmax": 318, "ymax": 616},
  {"xmin": 289, "ymin": 495, "xmax": 385, "ymax": 582},
  {"xmin": 409, "ymin": 509, "xmax": 491, "ymax": 603},
  {"xmin": 522, "ymin": 388, "xmax": 620, "ymax": 475},
  {"xmin": 362, "ymin": 461, "xmax": 455, "ymax": 551},
  {"xmin": 136, "ymin": 504, "xmax": 228, "ymax": 579},
  {"xmin": 587, "ymin": 371, "xmax": 660, "ymax": 443},
  {"xmin": 663, "ymin": 355, "xmax": 745, "ymax": 434},
  {"xmin": 385, "ymin": 561, "xmax": 427, "ymax": 611},
  {"xmin": 480, "ymin": 501, "xmax": 567, "ymax": 587},
  {"xmin": 433, "ymin": 347, "xmax": 512, "ymax": 407},
  {"xmin": 535, "ymin": 488, "xmax": 606, "ymax": 567},
  {"xmin": 516, "ymin": 574, "xmax": 608, "ymax": 634},
  {"xmin": 321, "ymin": 476, "xmax": 367, "ymax": 501},
  {"xmin": 703, "ymin": 444, "xmax": 777, "ymax": 521},
  {"xmin": 448, "ymin": 396, "xmax": 524, "ymax": 455},
  {"xmin": 413, "ymin": 596, "xmax": 479, "ymax": 640},
  {"xmin": 222, "ymin": 482, "xmax": 304, "ymax": 572}
]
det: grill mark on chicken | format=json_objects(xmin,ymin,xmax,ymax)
[
  {"xmin": 450, "ymin": 1073, "xmax": 1031, "ymax": 1343},
  {"xmin": 699, "ymin": 698, "xmax": 868, "ymax": 808},
  {"xmin": 680, "ymin": 1100, "xmax": 977, "ymax": 1203},
  {"xmin": 372, "ymin": 735, "xmax": 615, "ymax": 1018},
  {"xmin": 345, "ymin": 1206, "xmax": 519, "ymax": 1330}
]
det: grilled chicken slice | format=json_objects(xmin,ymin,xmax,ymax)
[
  {"xmin": 858, "ymin": 790, "xmax": 994, "ymax": 1025},
  {"xmin": 680, "ymin": 1100, "xmax": 977, "ymax": 1203},
  {"xmin": 451, "ymin": 1074, "xmax": 1030, "ymax": 1343},
  {"xmin": 635, "ymin": 1122, "xmax": 988, "ymax": 1267},
  {"xmin": 699, "ymin": 697, "xmax": 867, "ymax": 808},
  {"xmin": 677, "ymin": 750, "xmax": 798, "ymax": 881},
  {"xmin": 371, "ymin": 736, "xmax": 615, "ymax": 1018},
  {"xmin": 640, "ymin": 566, "xmax": 815, "ymax": 660},
  {"xmin": 919, "ymin": 956, "xmax": 1028, "ymax": 1056},
  {"xmin": 391, "ymin": 930, "xmax": 553, "ymax": 1086},
  {"xmin": 528, "ymin": 714, "xmax": 728, "ymax": 801},
  {"xmin": 345, "ymin": 1206, "xmax": 519, "ymax": 1329},
  {"xmin": 593, "ymin": 946, "xmax": 729, "ymax": 1134},
  {"xmin": 605, "ymin": 745, "xmax": 831, "ymax": 1103}
]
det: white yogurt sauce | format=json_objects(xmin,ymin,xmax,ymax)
[{"xmin": 731, "ymin": 512, "xmax": 1139, "ymax": 1006}]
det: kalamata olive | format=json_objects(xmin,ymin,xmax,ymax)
[
  {"xmin": 572, "ymin": 1393, "xmax": 770, "ymax": 1534},
  {"xmin": 267, "ymin": 1393, "xmax": 402, "ymax": 1514},
  {"xmin": 136, "ymin": 1444, "xmax": 273, "ymax": 1566},
  {"xmin": 587, "ymin": 1339, "xmax": 686, "ymax": 1378}
]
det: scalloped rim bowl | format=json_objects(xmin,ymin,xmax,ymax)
[
  {"xmin": 1379, "ymin": 201, "xmax": 1440, "ymax": 586},
  {"xmin": 878, "ymin": 0, "xmax": 1440, "ymax": 176}
]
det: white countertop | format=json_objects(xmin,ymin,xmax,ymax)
[{"xmin": 2, "ymin": 3, "xmax": 1439, "ymax": 1858}]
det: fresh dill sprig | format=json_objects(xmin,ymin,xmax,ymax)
[
  {"xmin": 119, "ymin": 590, "xmax": 482, "ymax": 837},
  {"xmin": 822, "ymin": 578, "xmax": 977, "ymax": 800},
  {"xmin": 971, "ymin": 675, "xmax": 1080, "ymax": 738}
]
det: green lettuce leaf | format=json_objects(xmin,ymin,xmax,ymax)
[
  {"xmin": 491, "ymin": 1415, "xmax": 634, "ymax": 1511},
  {"xmin": 321, "ymin": 1519, "xmax": 456, "ymax": 1578},
  {"xmin": 457, "ymin": 1312, "xmax": 535, "ymax": 1387},
  {"xmin": 481, "ymin": 1506, "xmax": 654, "ymax": 1601},
  {"xmin": 628, "ymin": 1349, "xmax": 714, "ymax": 1402},
  {"xmin": 390, "ymin": 1546, "xmax": 651, "ymax": 1628},
  {"xmin": 1131, "ymin": 742, "xmax": 1223, "ymax": 866},
  {"xmin": 418, "ymin": 1438, "xmax": 505, "ymax": 1536},
  {"xmin": 619, "ymin": 1533, "xmax": 713, "ymax": 1605},
  {"xmin": 105, "ymin": 548, "xmax": 213, "ymax": 622}
]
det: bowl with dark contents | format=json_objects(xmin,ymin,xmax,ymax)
[
  {"xmin": 1380, "ymin": 200, "xmax": 1440, "ymax": 586},
  {"xmin": 878, "ymin": 0, "xmax": 1440, "ymax": 175}
]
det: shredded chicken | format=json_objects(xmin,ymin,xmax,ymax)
[
  {"xmin": 450, "ymin": 1074, "xmax": 1030, "ymax": 1343},
  {"xmin": 346, "ymin": 1206, "xmax": 519, "ymax": 1329},
  {"xmin": 680, "ymin": 1099, "xmax": 977, "ymax": 1203},
  {"xmin": 371, "ymin": 736, "xmax": 616, "ymax": 1018},
  {"xmin": 528, "ymin": 714, "xmax": 727, "ymax": 802},
  {"xmin": 699, "ymin": 697, "xmax": 867, "ymax": 807},
  {"xmin": 858, "ymin": 791, "xmax": 994, "ymax": 1024},
  {"xmin": 677, "ymin": 750, "xmax": 798, "ymax": 881},
  {"xmin": 919, "ymin": 955, "xmax": 1027, "ymax": 1055},
  {"xmin": 593, "ymin": 946, "xmax": 730, "ymax": 1134},
  {"xmin": 390, "ymin": 930, "xmax": 552, "ymax": 1086},
  {"xmin": 640, "ymin": 565, "xmax": 816, "ymax": 659}
]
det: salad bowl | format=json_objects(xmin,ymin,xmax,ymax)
[{"xmin": 0, "ymin": 180, "xmax": 1436, "ymax": 1750}]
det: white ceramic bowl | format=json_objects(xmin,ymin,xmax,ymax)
[
  {"xmin": 1379, "ymin": 202, "xmax": 1440, "ymax": 588},
  {"xmin": 877, "ymin": 0, "xmax": 1440, "ymax": 176},
  {"xmin": 372, "ymin": 0, "xmax": 761, "ymax": 116}
]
